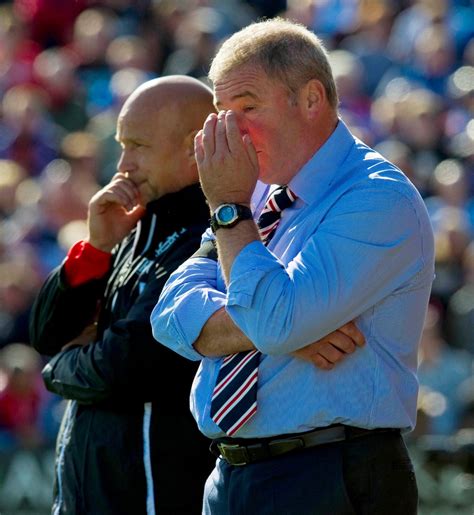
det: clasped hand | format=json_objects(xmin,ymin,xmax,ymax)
[
  {"xmin": 293, "ymin": 321, "xmax": 365, "ymax": 370},
  {"xmin": 194, "ymin": 111, "xmax": 259, "ymax": 211}
]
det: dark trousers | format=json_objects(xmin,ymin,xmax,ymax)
[{"xmin": 203, "ymin": 431, "xmax": 418, "ymax": 514}]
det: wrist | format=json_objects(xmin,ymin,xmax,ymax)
[
  {"xmin": 85, "ymin": 237, "xmax": 115, "ymax": 254},
  {"xmin": 210, "ymin": 203, "xmax": 253, "ymax": 234}
]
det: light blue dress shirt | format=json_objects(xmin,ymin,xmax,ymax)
[{"xmin": 151, "ymin": 120, "xmax": 435, "ymax": 439}]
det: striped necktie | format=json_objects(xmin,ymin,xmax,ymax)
[{"xmin": 210, "ymin": 186, "xmax": 297, "ymax": 436}]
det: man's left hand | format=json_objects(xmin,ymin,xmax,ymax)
[
  {"xmin": 195, "ymin": 110, "xmax": 259, "ymax": 211},
  {"xmin": 293, "ymin": 321, "xmax": 365, "ymax": 370}
]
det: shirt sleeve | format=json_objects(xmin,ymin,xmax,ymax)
[
  {"xmin": 226, "ymin": 185, "xmax": 434, "ymax": 355},
  {"xmin": 63, "ymin": 240, "xmax": 112, "ymax": 287},
  {"xmin": 151, "ymin": 252, "xmax": 226, "ymax": 361}
]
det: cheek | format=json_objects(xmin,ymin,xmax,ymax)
[{"xmin": 244, "ymin": 123, "xmax": 267, "ymax": 147}]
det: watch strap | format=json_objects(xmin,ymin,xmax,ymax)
[{"xmin": 210, "ymin": 204, "xmax": 253, "ymax": 233}]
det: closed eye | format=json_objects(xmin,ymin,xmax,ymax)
[{"xmin": 118, "ymin": 141, "xmax": 144, "ymax": 150}]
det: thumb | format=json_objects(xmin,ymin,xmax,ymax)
[{"xmin": 127, "ymin": 204, "xmax": 146, "ymax": 223}]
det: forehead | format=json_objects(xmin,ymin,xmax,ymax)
[
  {"xmin": 117, "ymin": 100, "xmax": 158, "ymax": 140},
  {"xmin": 213, "ymin": 65, "xmax": 276, "ymax": 108}
]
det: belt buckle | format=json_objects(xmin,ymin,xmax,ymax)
[{"xmin": 217, "ymin": 443, "xmax": 249, "ymax": 466}]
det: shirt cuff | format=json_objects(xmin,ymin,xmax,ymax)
[
  {"xmin": 63, "ymin": 240, "xmax": 112, "ymax": 287},
  {"xmin": 151, "ymin": 284, "xmax": 226, "ymax": 361}
]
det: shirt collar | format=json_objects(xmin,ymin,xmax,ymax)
[{"xmin": 288, "ymin": 119, "xmax": 355, "ymax": 206}]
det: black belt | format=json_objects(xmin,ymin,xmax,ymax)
[{"xmin": 210, "ymin": 425, "xmax": 400, "ymax": 466}]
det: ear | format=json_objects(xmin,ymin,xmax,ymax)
[
  {"xmin": 184, "ymin": 129, "xmax": 199, "ymax": 165},
  {"xmin": 300, "ymin": 79, "xmax": 325, "ymax": 120}
]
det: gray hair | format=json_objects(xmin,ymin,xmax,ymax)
[{"xmin": 209, "ymin": 18, "xmax": 338, "ymax": 109}]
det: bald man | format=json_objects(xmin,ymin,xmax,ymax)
[{"xmin": 30, "ymin": 76, "xmax": 216, "ymax": 515}]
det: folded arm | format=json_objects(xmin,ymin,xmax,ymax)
[
  {"xmin": 36, "ymin": 236, "xmax": 203, "ymax": 404},
  {"xmin": 225, "ymin": 186, "xmax": 432, "ymax": 354},
  {"xmin": 152, "ymin": 244, "xmax": 365, "ymax": 368}
]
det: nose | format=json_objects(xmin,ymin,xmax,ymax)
[
  {"xmin": 232, "ymin": 112, "xmax": 248, "ymax": 136},
  {"xmin": 117, "ymin": 148, "xmax": 135, "ymax": 175}
]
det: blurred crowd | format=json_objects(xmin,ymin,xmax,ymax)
[{"xmin": 0, "ymin": 0, "xmax": 472, "ymax": 506}]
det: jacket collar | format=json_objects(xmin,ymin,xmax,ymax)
[{"xmin": 145, "ymin": 183, "xmax": 209, "ymax": 228}]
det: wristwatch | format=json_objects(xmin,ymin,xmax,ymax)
[{"xmin": 210, "ymin": 203, "xmax": 253, "ymax": 233}]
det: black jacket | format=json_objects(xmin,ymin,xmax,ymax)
[{"xmin": 30, "ymin": 184, "xmax": 215, "ymax": 515}]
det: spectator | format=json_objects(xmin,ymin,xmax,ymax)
[
  {"xmin": 33, "ymin": 47, "xmax": 88, "ymax": 133},
  {"xmin": 0, "ymin": 84, "xmax": 59, "ymax": 176},
  {"xmin": 417, "ymin": 304, "xmax": 473, "ymax": 435},
  {"xmin": 446, "ymin": 242, "xmax": 474, "ymax": 353},
  {"xmin": 0, "ymin": 343, "xmax": 45, "ymax": 448},
  {"xmin": 0, "ymin": 2, "xmax": 470, "ymax": 512}
]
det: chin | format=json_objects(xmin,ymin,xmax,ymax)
[
  {"xmin": 258, "ymin": 166, "xmax": 279, "ymax": 185},
  {"xmin": 257, "ymin": 161, "xmax": 271, "ymax": 184}
]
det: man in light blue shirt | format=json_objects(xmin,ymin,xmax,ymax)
[{"xmin": 151, "ymin": 18, "xmax": 434, "ymax": 515}]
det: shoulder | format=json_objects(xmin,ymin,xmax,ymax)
[{"xmin": 341, "ymin": 141, "xmax": 426, "ymax": 213}]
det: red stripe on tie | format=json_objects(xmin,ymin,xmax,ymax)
[
  {"xmin": 227, "ymin": 404, "xmax": 257, "ymax": 437},
  {"xmin": 268, "ymin": 197, "xmax": 278, "ymax": 212},
  {"xmin": 213, "ymin": 352, "xmax": 258, "ymax": 396},
  {"xmin": 213, "ymin": 370, "xmax": 258, "ymax": 423}
]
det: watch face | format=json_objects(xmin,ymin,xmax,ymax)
[{"xmin": 217, "ymin": 204, "xmax": 237, "ymax": 225}]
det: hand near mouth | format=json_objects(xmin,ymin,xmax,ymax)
[{"xmin": 86, "ymin": 172, "xmax": 146, "ymax": 252}]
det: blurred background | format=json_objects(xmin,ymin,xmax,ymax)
[{"xmin": 0, "ymin": 0, "xmax": 472, "ymax": 513}]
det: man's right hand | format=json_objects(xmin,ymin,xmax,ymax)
[
  {"xmin": 86, "ymin": 173, "xmax": 146, "ymax": 252},
  {"xmin": 293, "ymin": 321, "xmax": 365, "ymax": 370}
]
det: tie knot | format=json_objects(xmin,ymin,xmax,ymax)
[
  {"xmin": 266, "ymin": 186, "xmax": 297, "ymax": 213},
  {"xmin": 257, "ymin": 185, "xmax": 297, "ymax": 244}
]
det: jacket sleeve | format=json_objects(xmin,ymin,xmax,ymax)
[
  {"xmin": 41, "ymin": 234, "xmax": 203, "ymax": 405},
  {"xmin": 29, "ymin": 266, "xmax": 106, "ymax": 356}
]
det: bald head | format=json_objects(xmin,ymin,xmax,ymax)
[
  {"xmin": 121, "ymin": 75, "xmax": 214, "ymax": 135},
  {"xmin": 116, "ymin": 76, "xmax": 215, "ymax": 201}
]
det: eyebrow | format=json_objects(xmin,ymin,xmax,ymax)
[
  {"xmin": 114, "ymin": 134, "xmax": 148, "ymax": 146},
  {"xmin": 215, "ymin": 91, "xmax": 259, "ymax": 109}
]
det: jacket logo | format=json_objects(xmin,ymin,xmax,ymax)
[{"xmin": 154, "ymin": 228, "xmax": 187, "ymax": 258}]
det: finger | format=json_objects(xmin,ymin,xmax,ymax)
[
  {"xmin": 109, "ymin": 175, "xmax": 141, "ymax": 204},
  {"xmin": 111, "ymin": 181, "xmax": 139, "ymax": 208},
  {"xmin": 313, "ymin": 353, "xmax": 334, "ymax": 370},
  {"xmin": 194, "ymin": 130, "xmax": 204, "ymax": 164},
  {"xmin": 111, "ymin": 172, "xmax": 128, "ymax": 181},
  {"xmin": 339, "ymin": 321, "xmax": 365, "ymax": 347},
  {"xmin": 202, "ymin": 113, "xmax": 217, "ymax": 156},
  {"xmin": 96, "ymin": 188, "xmax": 133, "ymax": 211},
  {"xmin": 214, "ymin": 110, "xmax": 229, "ymax": 155},
  {"xmin": 225, "ymin": 111, "xmax": 244, "ymax": 154},
  {"xmin": 243, "ymin": 134, "xmax": 259, "ymax": 169},
  {"xmin": 105, "ymin": 183, "xmax": 138, "ymax": 212},
  {"xmin": 317, "ymin": 343, "xmax": 345, "ymax": 364},
  {"xmin": 126, "ymin": 204, "xmax": 146, "ymax": 223},
  {"xmin": 326, "ymin": 331, "xmax": 356, "ymax": 354}
]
